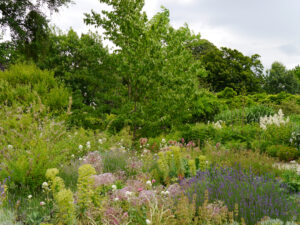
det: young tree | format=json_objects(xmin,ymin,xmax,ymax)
[{"xmin": 85, "ymin": 0, "xmax": 206, "ymax": 137}]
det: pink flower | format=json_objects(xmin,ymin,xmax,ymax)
[
  {"xmin": 138, "ymin": 187, "xmax": 143, "ymax": 192},
  {"xmin": 40, "ymin": 201, "xmax": 46, "ymax": 206},
  {"xmin": 152, "ymin": 179, "xmax": 156, "ymax": 183}
]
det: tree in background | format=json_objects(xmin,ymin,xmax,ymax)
[
  {"xmin": 291, "ymin": 65, "xmax": 300, "ymax": 83},
  {"xmin": 85, "ymin": 0, "xmax": 206, "ymax": 137},
  {"xmin": 0, "ymin": 0, "xmax": 71, "ymax": 61},
  {"xmin": 36, "ymin": 29, "xmax": 121, "ymax": 128},
  {"xmin": 264, "ymin": 61, "xmax": 300, "ymax": 94},
  {"xmin": 192, "ymin": 41, "xmax": 264, "ymax": 94}
]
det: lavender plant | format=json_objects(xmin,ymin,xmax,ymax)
[{"xmin": 184, "ymin": 166, "xmax": 299, "ymax": 225}]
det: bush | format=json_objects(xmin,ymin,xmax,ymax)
[
  {"xmin": 277, "ymin": 146, "xmax": 299, "ymax": 161},
  {"xmin": 217, "ymin": 87, "xmax": 237, "ymax": 99},
  {"xmin": 0, "ymin": 63, "xmax": 69, "ymax": 112},
  {"xmin": 262, "ymin": 124, "xmax": 294, "ymax": 146},
  {"xmin": 184, "ymin": 166, "xmax": 299, "ymax": 225},
  {"xmin": 191, "ymin": 90, "xmax": 227, "ymax": 122},
  {"xmin": 0, "ymin": 104, "xmax": 93, "ymax": 191},
  {"xmin": 280, "ymin": 170, "xmax": 300, "ymax": 193},
  {"xmin": 213, "ymin": 125, "xmax": 261, "ymax": 145},
  {"xmin": 266, "ymin": 145, "xmax": 299, "ymax": 161},
  {"xmin": 181, "ymin": 123, "xmax": 215, "ymax": 147}
]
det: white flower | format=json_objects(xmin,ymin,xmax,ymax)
[
  {"xmin": 125, "ymin": 191, "xmax": 132, "ymax": 197},
  {"xmin": 79, "ymin": 145, "xmax": 83, "ymax": 150},
  {"xmin": 7, "ymin": 145, "xmax": 13, "ymax": 149},
  {"xmin": 86, "ymin": 141, "xmax": 91, "ymax": 149},
  {"xmin": 98, "ymin": 139, "xmax": 103, "ymax": 144},
  {"xmin": 146, "ymin": 219, "xmax": 151, "ymax": 224},
  {"xmin": 42, "ymin": 182, "xmax": 48, "ymax": 188},
  {"xmin": 114, "ymin": 197, "xmax": 119, "ymax": 201},
  {"xmin": 161, "ymin": 190, "xmax": 169, "ymax": 196},
  {"xmin": 112, "ymin": 184, "xmax": 117, "ymax": 190},
  {"xmin": 161, "ymin": 138, "xmax": 166, "ymax": 143},
  {"xmin": 71, "ymin": 154, "xmax": 75, "ymax": 158},
  {"xmin": 40, "ymin": 201, "xmax": 46, "ymax": 206},
  {"xmin": 79, "ymin": 157, "xmax": 83, "ymax": 161},
  {"xmin": 146, "ymin": 180, "xmax": 152, "ymax": 186},
  {"xmin": 212, "ymin": 120, "xmax": 224, "ymax": 129},
  {"xmin": 28, "ymin": 195, "xmax": 32, "ymax": 199}
]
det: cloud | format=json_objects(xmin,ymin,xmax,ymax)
[
  {"xmin": 279, "ymin": 44, "xmax": 300, "ymax": 56},
  {"xmin": 148, "ymin": 0, "xmax": 300, "ymax": 69}
]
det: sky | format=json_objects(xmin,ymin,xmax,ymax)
[{"xmin": 46, "ymin": 0, "xmax": 300, "ymax": 69}]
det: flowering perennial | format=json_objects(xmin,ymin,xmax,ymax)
[{"xmin": 259, "ymin": 109, "xmax": 289, "ymax": 130}]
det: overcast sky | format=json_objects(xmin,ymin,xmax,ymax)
[{"xmin": 48, "ymin": 0, "xmax": 300, "ymax": 70}]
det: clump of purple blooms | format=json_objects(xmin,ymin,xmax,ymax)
[{"xmin": 183, "ymin": 166, "xmax": 299, "ymax": 225}]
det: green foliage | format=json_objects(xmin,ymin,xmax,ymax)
[
  {"xmin": 217, "ymin": 87, "xmax": 237, "ymax": 99},
  {"xmin": 280, "ymin": 170, "xmax": 300, "ymax": 193},
  {"xmin": 214, "ymin": 105, "xmax": 274, "ymax": 125},
  {"xmin": 37, "ymin": 29, "xmax": 120, "ymax": 128},
  {"xmin": 46, "ymin": 168, "xmax": 76, "ymax": 225},
  {"xmin": 153, "ymin": 146, "xmax": 192, "ymax": 184},
  {"xmin": 0, "ymin": 208, "xmax": 21, "ymax": 225},
  {"xmin": 181, "ymin": 123, "xmax": 215, "ymax": 146},
  {"xmin": 85, "ymin": 0, "xmax": 205, "ymax": 137},
  {"xmin": 191, "ymin": 90, "xmax": 227, "ymax": 122},
  {"xmin": 198, "ymin": 155, "xmax": 209, "ymax": 171},
  {"xmin": 266, "ymin": 145, "xmax": 299, "ymax": 161},
  {"xmin": 77, "ymin": 164, "xmax": 96, "ymax": 214},
  {"xmin": 0, "ymin": 63, "xmax": 69, "ymax": 112},
  {"xmin": 0, "ymin": 0, "xmax": 71, "ymax": 61},
  {"xmin": 262, "ymin": 124, "xmax": 294, "ymax": 146},
  {"xmin": 246, "ymin": 105, "xmax": 275, "ymax": 123},
  {"xmin": 0, "ymin": 103, "xmax": 92, "ymax": 191},
  {"xmin": 264, "ymin": 62, "xmax": 300, "ymax": 94},
  {"xmin": 197, "ymin": 45, "xmax": 264, "ymax": 93},
  {"xmin": 213, "ymin": 125, "xmax": 260, "ymax": 145},
  {"xmin": 55, "ymin": 189, "xmax": 76, "ymax": 225},
  {"xmin": 102, "ymin": 150, "xmax": 128, "ymax": 173}
]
